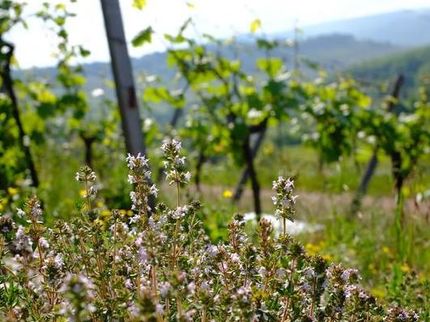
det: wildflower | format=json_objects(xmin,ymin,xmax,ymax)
[
  {"xmin": 54, "ymin": 253, "xmax": 64, "ymax": 269},
  {"xmin": 230, "ymin": 253, "xmax": 240, "ymax": 263},
  {"xmin": 187, "ymin": 281, "xmax": 196, "ymax": 294},
  {"xmin": 39, "ymin": 237, "xmax": 50, "ymax": 249},
  {"xmin": 276, "ymin": 268, "xmax": 287, "ymax": 279},
  {"xmin": 60, "ymin": 273, "xmax": 95, "ymax": 297},
  {"xmin": 303, "ymin": 267, "xmax": 316, "ymax": 279},
  {"xmin": 155, "ymin": 303, "xmax": 164, "ymax": 315},
  {"xmin": 400, "ymin": 263, "xmax": 411, "ymax": 273},
  {"xmin": 159, "ymin": 282, "xmax": 171, "ymax": 297},
  {"xmin": 236, "ymin": 285, "xmax": 251, "ymax": 303},
  {"xmin": 161, "ymin": 138, "xmax": 191, "ymax": 186},
  {"xmin": 183, "ymin": 309, "xmax": 196, "ymax": 321},
  {"xmin": 138, "ymin": 247, "xmax": 148, "ymax": 264},
  {"xmin": 386, "ymin": 307, "xmax": 419, "ymax": 321},
  {"xmin": 75, "ymin": 166, "xmax": 96, "ymax": 183},
  {"xmin": 76, "ymin": 166, "xmax": 98, "ymax": 201},
  {"xmin": 207, "ymin": 245, "xmax": 219, "ymax": 257},
  {"xmin": 272, "ymin": 176, "xmax": 298, "ymax": 223},
  {"xmin": 223, "ymin": 190, "xmax": 233, "ymax": 198},
  {"xmin": 42, "ymin": 252, "xmax": 64, "ymax": 280},
  {"xmin": 16, "ymin": 208, "xmax": 25, "ymax": 218},
  {"xmin": 14, "ymin": 226, "xmax": 33, "ymax": 255},
  {"xmin": 344, "ymin": 284, "xmax": 358, "ymax": 299},
  {"xmin": 341, "ymin": 268, "xmax": 360, "ymax": 283},
  {"xmin": 258, "ymin": 267, "xmax": 267, "ymax": 277},
  {"xmin": 126, "ymin": 153, "xmax": 156, "ymax": 214},
  {"xmin": 7, "ymin": 187, "xmax": 18, "ymax": 196},
  {"xmin": 125, "ymin": 279, "xmax": 133, "ymax": 289},
  {"xmin": 171, "ymin": 206, "xmax": 189, "ymax": 220},
  {"xmin": 26, "ymin": 196, "xmax": 43, "ymax": 222},
  {"xmin": 0, "ymin": 215, "xmax": 15, "ymax": 234},
  {"xmin": 161, "ymin": 137, "xmax": 182, "ymax": 155},
  {"xmin": 358, "ymin": 289, "xmax": 369, "ymax": 301}
]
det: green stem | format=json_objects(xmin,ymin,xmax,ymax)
[
  {"xmin": 176, "ymin": 182, "xmax": 180, "ymax": 208},
  {"xmin": 395, "ymin": 188, "xmax": 405, "ymax": 261},
  {"xmin": 283, "ymin": 217, "xmax": 286, "ymax": 236}
]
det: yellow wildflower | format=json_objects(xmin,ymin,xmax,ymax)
[
  {"xmin": 400, "ymin": 263, "xmax": 411, "ymax": 273},
  {"xmin": 7, "ymin": 187, "xmax": 18, "ymax": 196},
  {"xmin": 305, "ymin": 243, "xmax": 320, "ymax": 256},
  {"xmin": 322, "ymin": 254, "xmax": 333, "ymax": 261},
  {"xmin": 418, "ymin": 272, "xmax": 427, "ymax": 283},
  {"xmin": 371, "ymin": 287, "xmax": 386, "ymax": 299},
  {"xmin": 222, "ymin": 190, "xmax": 233, "ymax": 199},
  {"xmin": 79, "ymin": 189, "xmax": 87, "ymax": 198},
  {"xmin": 382, "ymin": 246, "xmax": 392, "ymax": 256},
  {"xmin": 93, "ymin": 218, "xmax": 106, "ymax": 230},
  {"xmin": 100, "ymin": 209, "xmax": 111, "ymax": 218},
  {"xmin": 368, "ymin": 263, "xmax": 377, "ymax": 274}
]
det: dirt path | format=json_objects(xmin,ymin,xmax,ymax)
[{"xmin": 182, "ymin": 184, "xmax": 430, "ymax": 221}]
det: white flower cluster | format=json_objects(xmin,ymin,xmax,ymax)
[
  {"xmin": 272, "ymin": 176, "xmax": 298, "ymax": 221},
  {"xmin": 75, "ymin": 166, "xmax": 98, "ymax": 198},
  {"xmin": 75, "ymin": 167, "xmax": 96, "ymax": 183},
  {"xmin": 14, "ymin": 226, "xmax": 33, "ymax": 254},
  {"xmin": 30, "ymin": 199, "xmax": 43, "ymax": 222},
  {"xmin": 161, "ymin": 138, "xmax": 191, "ymax": 186},
  {"xmin": 126, "ymin": 153, "xmax": 157, "ymax": 215},
  {"xmin": 170, "ymin": 205, "xmax": 189, "ymax": 220}
]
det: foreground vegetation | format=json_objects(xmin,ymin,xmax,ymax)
[
  {"xmin": 0, "ymin": 140, "xmax": 421, "ymax": 320},
  {"xmin": 1, "ymin": 1, "xmax": 430, "ymax": 319}
]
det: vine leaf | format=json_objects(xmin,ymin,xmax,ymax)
[
  {"xmin": 132, "ymin": 27, "xmax": 153, "ymax": 47},
  {"xmin": 133, "ymin": 0, "xmax": 147, "ymax": 10},
  {"xmin": 250, "ymin": 19, "xmax": 261, "ymax": 33}
]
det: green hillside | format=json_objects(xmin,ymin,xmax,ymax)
[{"xmin": 349, "ymin": 45, "xmax": 430, "ymax": 96}]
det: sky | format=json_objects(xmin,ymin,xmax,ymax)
[{"xmin": 6, "ymin": 0, "xmax": 430, "ymax": 69}]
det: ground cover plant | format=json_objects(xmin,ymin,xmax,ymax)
[{"xmin": 0, "ymin": 140, "xmax": 420, "ymax": 321}]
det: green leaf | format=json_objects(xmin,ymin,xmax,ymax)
[
  {"xmin": 186, "ymin": 2, "xmax": 195, "ymax": 9},
  {"xmin": 256, "ymin": 38, "xmax": 278, "ymax": 50},
  {"xmin": 164, "ymin": 33, "xmax": 186, "ymax": 44},
  {"xmin": 132, "ymin": 27, "xmax": 153, "ymax": 47},
  {"xmin": 143, "ymin": 87, "xmax": 169, "ymax": 103},
  {"xmin": 37, "ymin": 89, "xmax": 57, "ymax": 104},
  {"xmin": 256, "ymin": 57, "xmax": 283, "ymax": 76},
  {"xmin": 54, "ymin": 16, "xmax": 65, "ymax": 26},
  {"xmin": 55, "ymin": 3, "xmax": 66, "ymax": 11},
  {"xmin": 79, "ymin": 46, "xmax": 91, "ymax": 57},
  {"xmin": 250, "ymin": 19, "xmax": 261, "ymax": 33},
  {"xmin": 133, "ymin": 0, "xmax": 147, "ymax": 10}
]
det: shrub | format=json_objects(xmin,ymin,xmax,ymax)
[{"xmin": 0, "ymin": 139, "xmax": 418, "ymax": 321}]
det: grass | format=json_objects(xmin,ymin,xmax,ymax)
[{"xmin": 200, "ymin": 143, "xmax": 430, "ymax": 198}]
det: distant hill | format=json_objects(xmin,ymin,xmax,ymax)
[
  {"xmin": 349, "ymin": 45, "xmax": 430, "ymax": 96},
  {"xmin": 296, "ymin": 34, "xmax": 401, "ymax": 71},
  {"xmin": 260, "ymin": 9, "xmax": 430, "ymax": 48},
  {"xmin": 18, "ymin": 33, "xmax": 403, "ymax": 93},
  {"xmin": 295, "ymin": 9, "xmax": 430, "ymax": 47}
]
